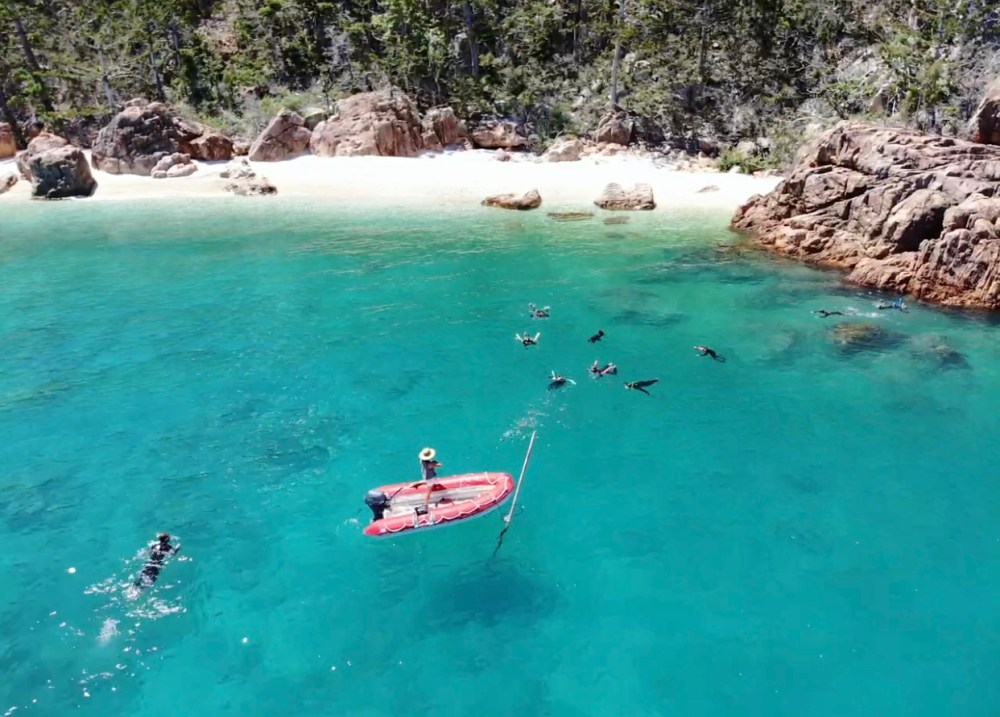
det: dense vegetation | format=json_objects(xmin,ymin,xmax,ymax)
[{"xmin": 2, "ymin": 0, "xmax": 999, "ymax": 162}]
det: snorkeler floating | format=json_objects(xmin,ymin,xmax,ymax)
[
  {"xmin": 548, "ymin": 371, "xmax": 576, "ymax": 390},
  {"xmin": 878, "ymin": 297, "xmax": 908, "ymax": 312},
  {"xmin": 694, "ymin": 345, "xmax": 726, "ymax": 362},
  {"xmin": 624, "ymin": 379, "xmax": 658, "ymax": 395},
  {"xmin": 134, "ymin": 533, "xmax": 180, "ymax": 590},
  {"xmin": 589, "ymin": 360, "xmax": 617, "ymax": 377},
  {"xmin": 528, "ymin": 303, "xmax": 550, "ymax": 319},
  {"xmin": 814, "ymin": 309, "xmax": 844, "ymax": 318},
  {"xmin": 588, "ymin": 330, "xmax": 605, "ymax": 343},
  {"xmin": 515, "ymin": 331, "xmax": 541, "ymax": 347}
]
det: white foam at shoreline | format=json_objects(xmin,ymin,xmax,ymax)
[{"xmin": 0, "ymin": 150, "xmax": 780, "ymax": 211}]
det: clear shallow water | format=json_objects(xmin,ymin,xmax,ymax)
[{"xmin": 1, "ymin": 199, "xmax": 999, "ymax": 717}]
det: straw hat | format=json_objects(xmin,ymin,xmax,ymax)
[{"xmin": 419, "ymin": 447, "xmax": 436, "ymax": 461}]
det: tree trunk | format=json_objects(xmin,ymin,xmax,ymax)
[
  {"xmin": 98, "ymin": 52, "xmax": 117, "ymax": 112},
  {"xmin": 610, "ymin": 0, "xmax": 626, "ymax": 105},
  {"xmin": 0, "ymin": 82, "xmax": 28, "ymax": 149},
  {"xmin": 13, "ymin": 17, "xmax": 55, "ymax": 113},
  {"xmin": 464, "ymin": 1, "xmax": 479, "ymax": 77},
  {"xmin": 573, "ymin": 0, "xmax": 584, "ymax": 62}
]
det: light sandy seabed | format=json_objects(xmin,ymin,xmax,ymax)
[{"xmin": 0, "ymin": 149, "xmax": 781, "ymax": 212}]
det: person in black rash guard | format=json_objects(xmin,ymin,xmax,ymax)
[{"xmin": 135, "ymin": 533, "xmax": 180, "ymax": 590}]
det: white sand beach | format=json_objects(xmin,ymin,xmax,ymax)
[{"xmin": 0, "ymin": 150, "xmax": 780, "ymax": 211}]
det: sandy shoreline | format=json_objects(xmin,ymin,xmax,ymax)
[{"xmin": 0, "ymin": 150, "xmax": 780, "ymax": 211}]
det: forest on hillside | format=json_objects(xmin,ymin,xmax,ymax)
[{"xmin": 2, "ymin": 0, "xmax": 999, "ymax": 162}]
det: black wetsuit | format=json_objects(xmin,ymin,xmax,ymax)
[
  {"xmin": 136, "ymin": 542, "xmax": 177, "ymax": 589},
  {"xmin": 588, "ymin": 330, "xmax": 605, "ymax": 343}
]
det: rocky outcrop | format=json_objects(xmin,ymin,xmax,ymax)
[
  {"xmin": 302, "ymin": 108, "xmax": 328, "ymax": 131},
  {"xmin": 968, "ymin": 80, "xmax": 1000, "ymax": 145},
  {"xmin": 482, "ymin": 189, "xmax": 541, "ymax": 210},
  {"xmin": 151, "ymin": 153, "xmax": 197, "ymax": 179},
  {"xmin": 545, "ymin": 138, "xmax": 584, "ymax": 162},
  {"xmin": 92, "ymin": 101, "xmax": 204, "ymax": 175},
  {"xmin": 16, "ymin": 133, "xmax": 68, "ymax": 179},
  {"xmin": 310, "ymin": 91, "xmax": 424, "ymax": 157},
  {"xmin": 0, "ymin": 172, "xmax": 18, "ymax": 195},
  {"xmin": 593, "ymin": 110, "xmax": 633, "ymax": 146},
  {"xmin": 469, "ymin": 119, "xmax": 527, "ymax": 150},
  {"xmin": 26, "ymin": 145, "xmax": 98, "ymax": 199},
  {"xmin": 594, "ymin": 183, "xmax": 655, "ymax": 210},
  {"xmin": 423, "ymin": 107, "xmax": 466, "ymax": 149},
  {"xmin": 0, "ymin": 123, "xmax": 15, "ymax": 158},
  {"xmin": 188, "ymin": 132, "xmax": 233, "ymax": 161},
  {"xmin": 732, "ymin": 122, "xmax": 1000, "ymax": 309},
  {"xmin": 219, "ymin": 157, "xmax": 276, "ymax": 196},
  {"xmin": 249, "ymin": 110, "xmax": 312, "ymax": 161}
]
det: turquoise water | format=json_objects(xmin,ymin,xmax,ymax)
[{"xmin": 1, "ymin": 199, "xmax": 999, "ymax": 717}]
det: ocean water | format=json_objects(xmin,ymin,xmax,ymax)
[{"xmin": 1, "ymin": 198, "xmax": 998, "ymax": 717}]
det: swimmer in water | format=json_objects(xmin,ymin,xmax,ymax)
[
  {"xmin": 134, "ymin": 533, "xmax": 180, "ymax": 590},
  {"xmin": 599, "ymin": 362, "xmax": 617, "ymax": 376},
  {"xmin": 814, "ymin": 309, "xmax": 844, "ymax": 318},
  {"xmin": 624, "ymin": 379, "xmax": 658, "ymax": 395},
  {"xmin": 589, "ymin": 360, "xmax": 602, "ymax": 376},
  {"xmin": 515, "ymin": 331, "xmax": 540, "ymax": 347},
  {"xmin": 694, "ymin": 345, "xmax": 726, "ymax": 362},
  {"xmin": 588, "ymin": 330, "xmax": 605, "ymax": 343},
  {"xmin": 548, "ymin": 371, "xmax": 576, "ymax": 390},
  {"xmin": 878, "ymin": 297, "xmax": 908, "ymax": 312},
  {"xmin": 528, "ymin": 303, "xmax": 550, "ymax": 319}
]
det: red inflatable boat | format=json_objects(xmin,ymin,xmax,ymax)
[{"xmin": 363, "ymin": 472, "xmax": 515, "ymax": 537}]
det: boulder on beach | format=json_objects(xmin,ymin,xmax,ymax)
[
  {"xmin": 219, "ymin": 157, "xmax": 256, "ymax": 180},
  {"xmin": 482, "ymin": 189, "xmax": 541, "ymax": 210},
  {"xmin": 0, "ymin": 122, "xmax": 15, "ymax": 159},
  {"xmin": 495, "ymin": 149, "xmax": 512, "ymax": 162},
  {"xmin": 423, "ymin": 107, "xmax": 466, "ymax": 149},
  {"xmin": 731, "ymin": 121, "xmax": 1000, "ymax": 309},
  {"xmin": 469, "ymin": 119, "xmax": 527, "ymax": 150},
  {"xmin": 91, "ymin": 100, "xmax": 206, "ymax": 175},
  {"xmin": 16, "ymin": 133, "xmax": 68, "ymax": 180},
  {"xmin": 188, "ymin": 132, "xmax": 234, "ymax": 162},
  {"xmin": 310, "ymin": 91, "xmax": 424, "ymax": 158},
  {"xmin": 249, "ymin": 109, "xmax": 312, "ymax": 161},
  {"xmin": 593, "ymin": 110, "xmax": 633, "ymax": 146},
  {"xmin": 27, "ymin": 144, "xmax": 98, "ymax": 199},
  {"xmin": 0, "ymin": 171, "xmax": 18, "ymax": 195},
  {"xmin": 302, "ymin": 107, "xmax": 328, "ymax": 131},
  {"xmin": 151, "ymin": 153, "xmax": 197, "ymax": 179},
  {"xmin": 224, "ymin": 175, "xmax": 277, "ymax": 196},
  {"xmin": 594, "ymin": 182, "xmax": 655, "ymax": 210},
  {"xmin": 545, "ymin": 138, "xmax": 584, "ymax": 162}
]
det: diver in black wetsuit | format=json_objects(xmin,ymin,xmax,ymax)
[
  {"xmin": 814, "ymin": 309, "xmax": 844, "ymax": 318},
  {"xmin": 588, "ymin": 330, "xmax": 605, "ymax": 343},
  {"xmin": 694, "ymin": 345, "xmax": 726, "ymax": 362},
  {"xmin": 135, "ymin": 533, "xmax": 179, "ymax": 590}
]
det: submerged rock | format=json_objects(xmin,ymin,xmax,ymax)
[
  {"xmin": 603, "ymin": 216, "xmax": 630, "ymax": 225},
  {"xmin": 829, "ymin": 322, "xmax": 904, "ymax": 353},
  {"xmin": 547, "ymin": 211, "xmax": 593, "ymax": 221},
  {"xmin": 909, "ymin": 334, "xmax": 970, "ymax": 369},
  {"xmin": 482, "ymin": 189, "xmax": 541, "ymax": 210}
]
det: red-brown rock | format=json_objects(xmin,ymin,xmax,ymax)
[
  {"xmin": 249, "ymin": 110, "xmax": 312, "ymax": 161},
  {"xmin": 482, "ymin": 189, "xmax": 541, "ymax": 210},
  {"xmin": 968, "ymin": 80, "xmax": 1000, "ymax": 145},
  {"xmin": 732, "ymin": 122, "xmax": 1000, "ymax": 309},
  {"xmin": 310, "ymin": 91, "xmax": 424, "ymax": 157},
  {"xmin": 27, "ymin": 145, "xmax": 97, "ymax": 199},
  {"xmin": 189, "ymin": 132, "xmax": 234, "ymax": 161},
  {"xmin": 16, "ymin": 133, "xmax": 69, "ymax": 180},
  {"xmin": 0, "ymin": 122, "xmax": 15, "ymax": 159},
  {"xmin": 594, "ymin": 183, "xmax": 655, "ymax": 210},
  {"xmin": 469, "ymin": 120, "xmax": 527, "ymax": 150}
]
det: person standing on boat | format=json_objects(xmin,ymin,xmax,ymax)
[{"xmin": 418, "ymin": 447, "xmax": 443, "ymax": 509}]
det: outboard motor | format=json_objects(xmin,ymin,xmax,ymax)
[{"xmin": 364, "ymin": 490, "xmax": 390, "ymax": 521}]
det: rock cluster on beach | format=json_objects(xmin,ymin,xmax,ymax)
[
  {"xmin": 220, "ymin": 157, "xmax": 277, "ymax": 196},
  {"xmin": 91, "ymin": 99, "xmax": 230, "ymax": 175},
  {"xmin": 732, "ymin": 122, "xmax": 1000, "ymax": 309}
]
